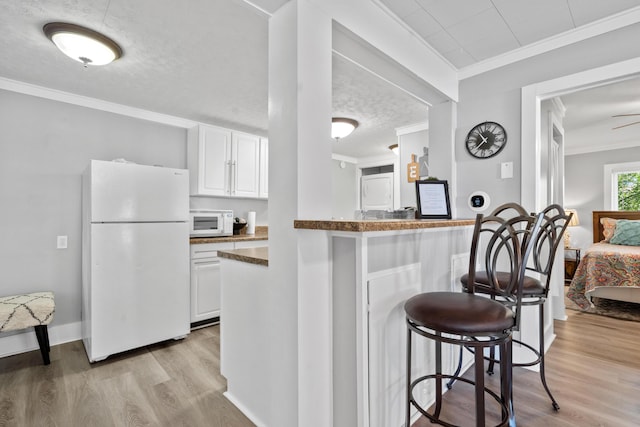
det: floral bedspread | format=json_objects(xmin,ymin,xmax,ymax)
[{"xmin": 567, "ymin": 242, "xmax": 640, "ymax": 309}]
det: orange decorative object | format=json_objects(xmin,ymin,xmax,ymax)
[{"xmin": 407, "ymin": 154, "xmax": 419, "ymax": 183}]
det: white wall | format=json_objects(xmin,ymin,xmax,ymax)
[
  {"xmin": 331, "ymin": 159, "xmax": 357, "ymax": 219},
  {"xmin": 0, "ymin": 89, "xmax": 186, "ymax": 329},
  {"xmin": 0, "ymin": 88, "xmax": 268, "ymax": 341},
  {"xmin": 457, "ymin": 22, "xmax": 640, "ymax": 217}
]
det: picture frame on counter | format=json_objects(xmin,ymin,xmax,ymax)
[{"xmin": 415, "ymin": 180, "xmax": 451, "ymax": 219}]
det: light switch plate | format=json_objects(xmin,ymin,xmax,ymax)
[
  {"xmin": 57, "ymin": 235, "xmax": 68, "ymax": 249},
  {"xmin": 500, "ymin": 162, "xmax": 513, "ymax": 179}
]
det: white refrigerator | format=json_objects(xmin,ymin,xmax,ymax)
[{"xmin": 82, "ymin": 160, "xmax": 190, "ymax": 362}]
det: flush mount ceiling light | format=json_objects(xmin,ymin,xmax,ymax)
[
  {"xmin": 331, "ymin": 117, "xmax": 359, "ymax": 140},
  {"xmin": 43, "ymin": 22, "xmax": 123, "ymax": 67},
  {"xmin": 388, "ymin": 143, "xmax": 399, "ymax": 155}
]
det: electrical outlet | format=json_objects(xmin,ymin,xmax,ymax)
[{"xmin": 57, "ymin": 235, "xmax": 68, "ymax": 249}]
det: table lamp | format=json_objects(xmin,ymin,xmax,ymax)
[{"xmin": 564, "ymin": 209, "xmax": 579, "ymax": 248}]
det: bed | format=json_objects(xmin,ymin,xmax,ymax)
[{"xmin": 567, "ymin": 210, "xmax": 640, "ymax": 309}]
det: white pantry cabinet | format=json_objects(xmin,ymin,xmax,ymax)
[{"xmin": 188, "ymin": 124, "xmax": 265, "ymax": 198}]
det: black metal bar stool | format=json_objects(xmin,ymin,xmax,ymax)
[
  {"xmin": 405, "ymin": 212, "xmax": 543, "ymax": 427},
  {"xmin": 450, "ymin": 203, "xmax": 571, "ymax": 411}
]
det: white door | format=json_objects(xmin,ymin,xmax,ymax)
[
  {"xmin": 89, "ymin": 222, "xmax": 190, "ymax": 361},
  {"xmin": 89, "ymin": 160, "xmax": 189, "ymax": 222},
  {"xmin": 362, "ymin": 173, "xmax": 394, "ymax": 210}
]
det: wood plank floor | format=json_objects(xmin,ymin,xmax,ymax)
[
  {"xmin": 0, "ymin": 325, "xmax": 254, "ymax": 427},
  {"xmin": 1, "ymin": 309, "xmax": 639, "ymax": 426},
  {"xmin": 414, "ymin": 309, "xmax": 640, "ymax": 427}
]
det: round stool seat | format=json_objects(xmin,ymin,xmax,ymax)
[
  {"xmin": 405, "ymin": 292, "xmax": 514, "ymax": 335},
  {"xmin": 460, "ymin": 272, "xmax": 545, "ymax": 296}
]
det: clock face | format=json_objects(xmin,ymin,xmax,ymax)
[{"xmin": 465, "ymin": 121, "xmax": 507, "ymax": 159}]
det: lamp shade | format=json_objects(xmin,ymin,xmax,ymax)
[
  {"xmin": 389, "ymin": 144, "xmax": 399, "ymax": 155},
  {"xmin": 331, "ymin": 117, "xmax": 358, "ymax": 140},
  {"xmin": 44, "ymin": 22, "xmax": 122, "ymax": 66},
  {"xmin": 566, "ymin": 209, "xmax": 580, "ymax": 226}
]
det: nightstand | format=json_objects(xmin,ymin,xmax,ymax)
[{"xmin": 564, "ymin": 247, "xmax": 581, "ymax": 283}]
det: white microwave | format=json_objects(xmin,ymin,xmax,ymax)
[{"xmin": 190, "ymin": 209, "xmax": 234, "ymax": 237}]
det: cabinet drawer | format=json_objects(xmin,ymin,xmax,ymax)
[{"xmin": 190, "ymin": 242, "xmax": 234, "ymax": 259}]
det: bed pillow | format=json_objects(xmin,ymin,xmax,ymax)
[
  {"xmin": 610, "ymin": 219, "xmax": 640, "ymax": 246},
  {"xmin": 600, "ymin": 217, "xmax": 618, "ymax": 242}
]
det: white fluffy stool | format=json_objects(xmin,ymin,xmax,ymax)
[{"xmin": 0, "ymin": 292, "xmax": 55, "ymax": 365}]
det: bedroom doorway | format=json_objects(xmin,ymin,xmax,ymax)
[{"xmin": 522, "ymin": 57, "xmax": 640, "ymax": 322}]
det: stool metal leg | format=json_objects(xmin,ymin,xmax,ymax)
[
  {"xmin": 447, "ymin": 344, "xmax": 463, "ymax": 390},
  {"xmin": 499, "ymin": 337, "xmax": 516, "ymax": 427},
  {"xmin": 434, "ymin": 333, "xmax": 442, "ymax": 419},
  {"xmin": 474, "ymin": 344, "xmax": 486, "ymax": 427},
  {"xmin": 538, "ymin": 304, "xmax": 560, "ymax": 411},
  {"xmin": 406, "ymin": 325, "xmax": 412, "ymax": 427}
]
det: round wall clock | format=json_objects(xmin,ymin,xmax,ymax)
[{"xmin": 465, "ymin": 121, "xmax": 507, "ymax": 159}]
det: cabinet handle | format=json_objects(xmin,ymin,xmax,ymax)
[
  {"xmin": 231, "ymin": 161, "xmax": 237, "ymax": 195},
  {"xmin": 226, "ymin": 160, "xmax": 232, "ymax": 195}
]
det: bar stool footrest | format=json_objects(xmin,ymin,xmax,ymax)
[{"xmin": 409, "ymin": 373, "xmax": 510, "ymax": 427}]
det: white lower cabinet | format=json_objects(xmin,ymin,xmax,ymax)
[
  {"xmin": 190, "ymin": 242, "xmax": 233, "ymax": 324},
  {"xmin": 190, "ymin": 240, "xmax": 267, "ymax": 325}
]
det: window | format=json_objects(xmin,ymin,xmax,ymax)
[{"xmin": 604, "ymin": 161, "xmax": 640, "ymax": 210}]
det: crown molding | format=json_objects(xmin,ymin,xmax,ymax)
[
  {"xmin": 0, "ymin": 76, "xmax": 196, "ymax": 129},
  {"xmin": 396, "ymin": 121, "xmax": 429, "ymax": 136},
  {"xmin": 459, "ymin": 6, "xmax": 640, "ymax": 80}
]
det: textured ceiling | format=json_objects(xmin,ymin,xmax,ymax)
[{"xmin": 1, "ymin": 0, "xmax": 639, "ymax": 160}]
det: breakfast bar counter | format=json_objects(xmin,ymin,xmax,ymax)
[
  {"xmin": 296, "ymin": 218, "xmax": 476, "ymax": 427},
  {"xmin": 219, "ymin": 219, "xmax": 482, "ymax": 427}
]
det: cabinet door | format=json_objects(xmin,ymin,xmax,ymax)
[
  {"xmin": 190, "ymin": 257, "xmax": 222, "ymax": 323},
  {"xmin": 188, "ymin": 125, "xmax": 232, "ymax": 196},
  {"xmin": 361, "ymin": 173, "xmax": 394, "ymax": 210},
  {"xmin": 232, "ymin": 132, "xmax": 260, "ymax": 198},
  {"xmin": 367, "ymin": 264, "xmax": 423, "ymax": 427},
  {"xmin": 259, "ymin": 138, "xmax": 269, "ymax": 198}
]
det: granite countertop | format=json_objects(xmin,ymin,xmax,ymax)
[
  {"xmin": 218, "ymin": 247, "xmax": 268, "ymax": 266},
  {"xmin": 190, "ymin": 226, "xmax": 268, "ymax": 244},
  {"xmin": 293, "ymin": 218, "xmax": 475, "ymax": 232}
]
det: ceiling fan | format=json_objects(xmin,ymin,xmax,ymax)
[{"xmin": 612, "ymin": 113, "xmax": 640, "ymax": 130}]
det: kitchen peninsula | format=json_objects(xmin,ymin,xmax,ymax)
[{"xmin": 219, "ymin": 218, "xmax": 475, "ymax": 427}]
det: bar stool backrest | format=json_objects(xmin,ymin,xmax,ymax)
[
  {"xmin": 467, "ymin": 212, "xmax": 545, "ymax": 331},
  {"xmin": 528, "ymin": 204, "xmax": 572, "ymax": 297}
]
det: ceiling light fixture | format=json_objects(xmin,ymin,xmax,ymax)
[
  {"xmin": 43, "ymin": 22, "xmax": 123, "ymax": 67},
  {"xmin": 389, "ymin": 143, "xmax": 399, "ymax": 155},
  {"xmin": 331, "ymin": 117, "xmax": 359, "ymax": 140}
]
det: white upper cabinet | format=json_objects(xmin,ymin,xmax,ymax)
[
  {"xmin": 259, "ymin": 138, "xmax": 268, "ymax": 199},
  {"xmin": 188, "ymin": 124, "xmax": 266, "ymax": 199},
  {"xmin": 232, "ymin": 132, "xmax": 260, "ymax": 198}
]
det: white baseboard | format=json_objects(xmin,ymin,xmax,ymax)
[
  {"xmin": 223, "ymin": 391, "xmax": 267, "ymax": 427},
  {"xmin": 0, "ymin": 321, "xmax": 82, "ymax": 359}
]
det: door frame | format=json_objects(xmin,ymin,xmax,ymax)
[{"xmin": 521, "ymin": 57, "xmax": 640, "ymax": 321}]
